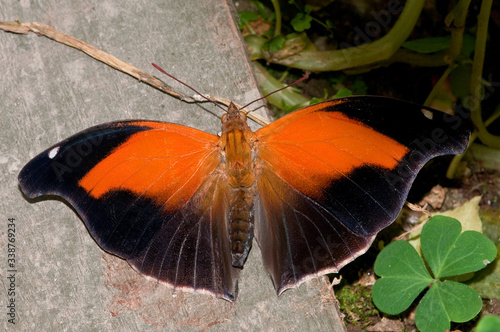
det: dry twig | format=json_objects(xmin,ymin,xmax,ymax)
[{"xmin": 0, "ymin": 20, "xmax": 269, "ymax": 126}]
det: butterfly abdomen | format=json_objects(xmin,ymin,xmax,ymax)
[
  {"xmin": 229, "ymin": 188, "xmax": 255, "ymax": 267},
  {"xmin": 221, "ymin": 103, "xmax": 257, "ymax": 267}
]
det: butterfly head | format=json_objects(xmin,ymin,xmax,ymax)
[
  {"xmin": 220, "ymin": 102, "xmax": 251, "ymax": 134},
  {"xmin": 222, "ymin": 102, "xmax": 246, "ymax": 123}
]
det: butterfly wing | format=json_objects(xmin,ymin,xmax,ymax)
[
  {"xmin": 19, "ymin": 120, "xmax": 239, "ymax": 301},
  {"xmin": 254, "ymin": 96, "xmax": 471, "ymax": 294}
]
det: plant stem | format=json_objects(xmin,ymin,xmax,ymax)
[
  {"xmin": 447, "ymin": 105, "xmax": 500, "ymax": 178},
  {"xmin": 270, "ymin": 0, "xmax": 281, "ymax": 37},
  {"xmin": 424, "ymin": 65, "xmax": 456, "ymax": 107},
  {"xmin": 469, "ymin": 0, "xmax": 500, "ymax": 148},
  {"xmin": 252, "ymin": 62, "xmax": 309, "ymax": 113},
  {"xmin": 445, "ymin": 0, "xmax": 472, "ymax": 62},
  {"xmin": 262, "ymin": 0, "xmax": 425, "ymax": 71}
]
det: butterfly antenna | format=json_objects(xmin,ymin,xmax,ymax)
[
  {"xmin": 240, "ymin": 71, "xmax": 311, "ymax": 111},
  {"xmin": 152, "ymin": 63, "xmax": 226, "ymax": 112}
]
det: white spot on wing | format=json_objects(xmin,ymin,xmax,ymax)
[{"xmin": 48, "ymin": 146, "xmax": 60, "ymax": 159}]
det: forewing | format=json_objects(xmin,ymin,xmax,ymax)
[
  {"xmin": 19, "ymin": 120, "xmax": 238, "ymax": 300},
  {"xmin": 254, "ymin": 96, "xmax": 470, "ymax": 293}
]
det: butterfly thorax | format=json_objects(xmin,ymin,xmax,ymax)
[{"xmin": 220, "ymin": 102, "xmax": 256, "ymax": 267}]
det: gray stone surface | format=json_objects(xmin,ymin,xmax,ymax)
[{"xmin": 0, "ymin": 0, "xmax": 346, "ymax": 331}]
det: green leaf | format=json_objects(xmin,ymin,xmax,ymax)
[
  {"xmin": 333, "ymin": 87, "xmax": 352, "ymax": 98},
  {"xmin": 290, "ymin": 13, "xmax": 312, "ymax": 32},
  {"xmin": 262, "ymin": 35, "xmax": 285, "ymax": 52},
  {"xmin": 308, "ymin": 97, "xmax": 324, "ymax": 105},
  {"xmin": 374, "ymin": 215, "xmax": 497, "ymax": 329},
  {"xmin": 402, "ymin": 36, "xmax": 451, "ymax": 54},
  {"xmin": 467, "ymin": 208, "xmax": 500, "ymax": 299},
  {"xmin": 408, "ymin": 196, "xmax": 484, "ymax": 253},
  {"xmin": 372, "ymin": 240, "xmax": 433, "ymax": 315},
  {"xmin": 475, "ymin": 315, "xmax": 500, "ymax": 332},
  {"xmin": 415, "ymin": 281, "xmax": 482, "ymax": 332},
  {"xmin": 421, "ymin": 216, "xmax": 498, "ymax": 278},
  {"xmin": 238, "ymin": 11, "xmax": 259, "ymax": 30}
]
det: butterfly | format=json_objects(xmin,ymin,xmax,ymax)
[{"xmin": 18, "ymin": 96, "xmax": 470, "ymax": 301}]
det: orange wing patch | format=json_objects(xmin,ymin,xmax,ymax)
[
  {"xmin": 79, "ymin": 122, "xmax": 220, "ymax": 212},
  {"xmin": 256, "ymin": 109, "xmax": 409, "ymax": 200}
]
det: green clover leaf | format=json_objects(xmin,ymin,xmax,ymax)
[
  {"xmin": 372, "ymin": 216, "xmax": 498, "ymax": 332},
  {"xmin": 421, "ymin": 215, "xmax": 496, "ymax": 278},
  {"xmin": 416, "ymin": 281, "xmax": 482, "ymax": 331},
  {"xmin": 475, "ymin": 315, "xmax": 500, "ymax": 332},
  {"xmin": 372, "ymin": 240, "xmax": 433, "ymax": 314}
]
